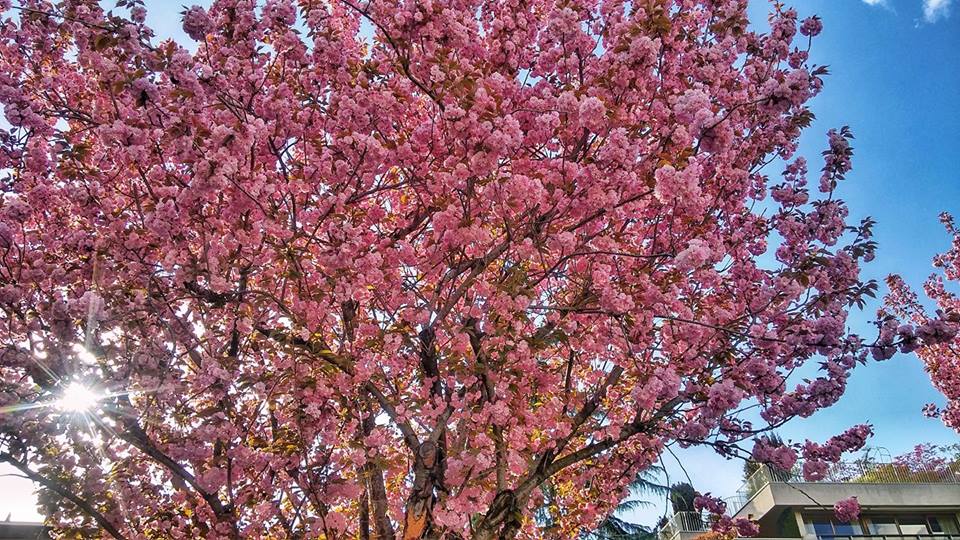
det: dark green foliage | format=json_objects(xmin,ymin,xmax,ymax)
[
  {"xmin": 669, "ymin": 482, "xmax": 696, "ymax": 513},
  {"xmin": 585, "ymin": 467, "xmax": 670, "ymax": 540}
]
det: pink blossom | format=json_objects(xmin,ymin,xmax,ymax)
[
  {"xmin": 578, "ymin": 96, "xmax": 607, "ymax": 132},
  {"xmin": 694, "ymin": 494, "xmax": 727, "ymax": 515},
  {"xmin": 736, "ymin": 518, "xmax": 761, "ymax": 537},
  {"xmin": 675, "ymin": 238, "xmax": 713, "ymax": 270},
  {"xmin": 803, "ymin": 460, "xmax": 829, "ymax": 481},
  {"xmin": 752, "ymin": 437, "xmax": 798, "ymax": 471},
  {"xmin": 886, "ymin": 215, "xmax": 960, "ymax": 433},
  {"xmin": 834, "ymin": 497, "xmax": 860, "ymax": 522},
  {"xmin": 181, "ymin": 5, "xmax": 213, "ymax": 41},
  {"xmin": 800, "ymin": 16, "xmax": 824, "ymax": 37}
]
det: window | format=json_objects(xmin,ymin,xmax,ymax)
[
  {"xmin": 929, "ymin": 516, "xmax": 959, "ymax": 535},
  {"xmin": 869, "ymin": 517, "xmax": 899, "ymax": 535},
  {"xmin": 863, "ymin": 515, "xmax": 960, "ymax": 537},
  {"xmin": 812, "ymin": 521, "xmax": 834, "ymax": 537},
  {"xmin": 834, "ymin": 522, "xmax": 864, "ymax": 536},
  {"xmin": 900, "ymin": 517, "xmax": 930, "ymax": 535},
  {"xmin": 805, "ymin": 515, "xmax": 864, "ymax": 539}
]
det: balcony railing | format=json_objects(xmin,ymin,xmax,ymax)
[{"xmin": 658, "ymin": 511, "xmax": 711, "ymax": 540}]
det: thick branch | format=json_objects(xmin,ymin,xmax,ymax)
[
  {"xmin": 0, "ymin": 452, "xmax": 127, "ymax": 540},
  {"xmin": 112, "ymin": 396, "xmax": 236, "ymax": 530},
  {"xmin": 361, "ymin": 394, "xmax": 398, "ymax": 540}
]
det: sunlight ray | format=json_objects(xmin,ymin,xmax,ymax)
[{"xmin": 0, "ymin": 401, "xmax": 55, "ymax": 414}]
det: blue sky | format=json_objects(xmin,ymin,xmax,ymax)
[
  {"xmin": 628, "ymin": 0, "xmax": 960, "ymax": 525},
  {"xmin": 1, "ymin": 0, "xmax": 959, "ymax": 525}
]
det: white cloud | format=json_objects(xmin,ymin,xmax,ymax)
[
  {"xmin": 923, "ymin": 0, "xmax": 953, "ymax": 22},
  {"xmin": 861, "ymin": 0, "xmax": 895, "ymax": 12}
]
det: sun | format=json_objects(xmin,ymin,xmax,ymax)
[{"xmin": 57, "ymin": 383, "xmax": 101, "ymax": 413}]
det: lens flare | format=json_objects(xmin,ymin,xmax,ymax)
[{"xmin": 57, "ymin": 383, "xmax": 101, "ymax": 413}]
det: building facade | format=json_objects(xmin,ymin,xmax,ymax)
[
  {"xmin": 659, "ymin": 461, "xmax": 960, "ymax": 540},
  {"xmin": 0, "ymin": 521, "xmax": 49, "ymax": 540}
]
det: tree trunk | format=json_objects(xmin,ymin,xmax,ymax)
[{"xmin": 361, "ymin": 397, "xmax": 397, "ymax": 540}]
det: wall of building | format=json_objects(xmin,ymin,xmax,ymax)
[{"xmin": 736, "ymin": 483, "xmax": 960, "ymax": 521}]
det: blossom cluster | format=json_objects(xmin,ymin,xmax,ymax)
[
  {"xmin": 834, "ymin": 497, "xmax": 861, "ymax": 523},
  {"xmin": 752, "ymin": 437, "xmax": 798, "ymax": 472},
  {"xmin": 694, "ymin": 494, "xmax": 760, "ymax": 537},
  {"xmin": 800, "ymin": 425, "xmax": 873, "ymax": 481},
  {"xmin": 887, "ymin": 213, "xmax": 960, "ymax": 432}
]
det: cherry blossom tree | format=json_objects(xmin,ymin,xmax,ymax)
[
  {"xmin": 886, "ymin": 213, "xmax": 960, "ymax": 432},
  {"xmin": 0, "ymin": 0, "xmax": 952, "ymax": 538}
]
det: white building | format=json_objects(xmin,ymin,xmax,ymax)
[{"xmin": 659, "ymin": 461, "xmax": 960, "ymax": 540}]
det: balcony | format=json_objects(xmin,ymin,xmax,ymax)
[
  {"xmin": 657, "ymin": 511, "xmax": 711, "ymax": 540},
  {"xmin": 818, "ymin": 536, "xmax": 960, "ymax": 540},
  {"xmin": 655, "ymin": 461, "xmax": 960, "ymax": 540},
  {"xmin": 728, "ymin": 461, "xmax": 960, "ymax": 518}
]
